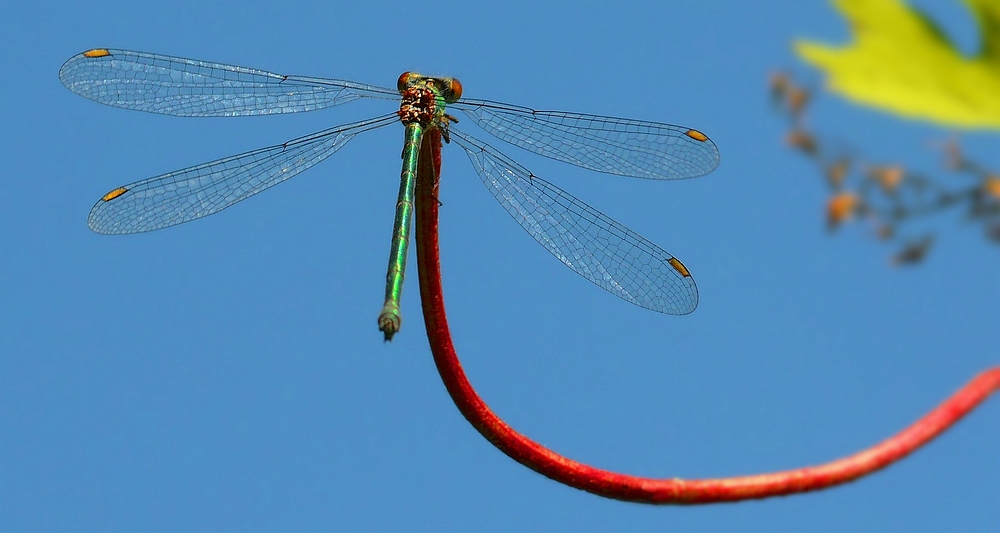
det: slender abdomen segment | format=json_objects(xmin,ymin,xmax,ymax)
[{"xmin": 378, "ymin": 123, "xmax": 424, "ymax": 341}]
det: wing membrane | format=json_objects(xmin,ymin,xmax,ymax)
[
  {"xmin": 60, "ymin": 49, "xmax": 398, "ymax": 117},
  {"xmin": 89, "ymin": 114, "xmax": 397, "ymax": 234},
  {"xmin": 452, "ymin": 128, "xmax": 698, "ymax": 314},
  {"xmin": 452, "ymin": 98, "xmax": 719, "ymax": 180}
]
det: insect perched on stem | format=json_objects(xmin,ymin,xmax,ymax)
[{"xmin": 60, "ymin": 49, "xmax": 720, "ymax": 340}]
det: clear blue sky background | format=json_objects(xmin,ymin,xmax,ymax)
[{"xmin": 1, "ymin": 1, "xmax": 997, "ymax": 531}]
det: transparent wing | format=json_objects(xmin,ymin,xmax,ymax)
[
  {"xmin": 451, "ymin": 128, "xmax": 698, "ymax": 314},
  {"xmin": 89, "ymin": 114, "xmax": 397, "ymax": 234},
  {"xmin": 59, "ymin": 48, "xmax": 399, "ymax": 117},
  {"xmin": 451, "ymin": 98, "xmax": 720, "ymax": 180}
]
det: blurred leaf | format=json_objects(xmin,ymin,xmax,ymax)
[{"xmin": 795, "ymin": 0, "xmax": 1000, "ymax": 129}]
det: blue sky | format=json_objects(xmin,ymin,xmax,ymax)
[{"xmin": 1, "ymin": 1, "xmax": 997, "ymax": 531}]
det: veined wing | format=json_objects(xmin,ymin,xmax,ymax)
[
  {"xmin": 452, "ymin": 98, "xmax": 720, "ymax": 180},
  {"xmin": 60, "ymin": 48, "xmax": 399, "ymax": 117},
  {"xmin": 452, "ymin": 128, "xmax": 698, "ymax": 315},
  {"xmin": 89, "ymin": 114, "xmax": 397, "ymax": 234}
]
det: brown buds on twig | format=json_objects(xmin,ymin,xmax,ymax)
[
  {"xmin": 827, "ymin": 192, "xmax": 859, "ymax": 229},
  {"xmin": 771, "ymin": 70, "xmax": 998, "ymax": 264}
]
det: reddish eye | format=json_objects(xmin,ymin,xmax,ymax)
[
  {"xmin": 446, "ymin": 78, "xmax": 462, "ymax": 102},
  {"xmin": 397, "ymin": 72, "xmax": 412, "ymax": 92}
]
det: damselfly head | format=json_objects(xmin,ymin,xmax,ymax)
[{"xmin": 397, "ymin": 72, "xmax": 462, "ymax": 103}]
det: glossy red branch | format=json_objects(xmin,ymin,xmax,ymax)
[{"xmin": 412, "ymin": 137, "xmax": 1000, "ymax": 503}]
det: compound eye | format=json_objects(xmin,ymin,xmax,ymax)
[
  {"xmin": 444, "ymin": 78, "xmax": 462, "ymax": 102},
  {"xmin": 397, "ymin": 72, "xmax": 413, "ymax": 92}
]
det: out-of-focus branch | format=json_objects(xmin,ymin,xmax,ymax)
[{"xmin": 770, "ymin": 71, "xmax": 1000, "ymax": 264}]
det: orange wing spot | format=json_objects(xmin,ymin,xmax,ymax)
[
  {"xmin": 685, "ymin": 129, "xmax": 708, "ymax": 142},
  {"xmin": 83, "ymin": 48, "xmax": 111, "ymax": 58},
  {"xmin": 101, "ymin": 186, "xmax": 128, "ymax": 202},
  {"xmin": 667, "ymin": 257, "xmax": 691, "ymax": 277}
]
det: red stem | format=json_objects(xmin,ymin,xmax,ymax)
[{"xmin": 412, "ymin": 135, "xmax": 1000, "ymax": 503}]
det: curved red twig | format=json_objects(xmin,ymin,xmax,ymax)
[{"xmin": 412, "ymin": 137, "xmax": 1000, "ymax": 503}]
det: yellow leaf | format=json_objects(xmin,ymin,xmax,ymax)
[{"xmin": 795, "ymin": 0, "xmax": 1000, "ymax": 129}]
